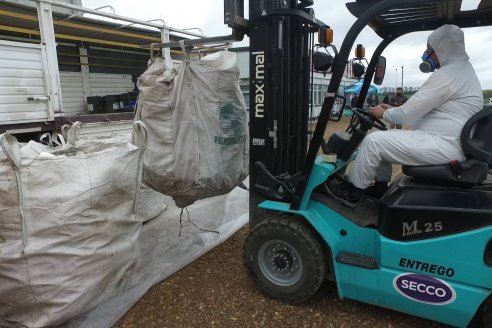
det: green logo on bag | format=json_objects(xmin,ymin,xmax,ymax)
[
  {"xmin": 215, "ymin": 103, "xmax": 246, "ymax": 145},
  {"xmin": 215, "ymin": 135, "xmax": 246, "ymax": 145},
  {"xmin": 0, "ymin": 172, "xmax": 13, "ymax": 182}
]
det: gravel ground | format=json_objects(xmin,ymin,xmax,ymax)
[
  {"xmin": 114, "ymin": 227, "xmax": 448, "ymax": 328},
  {"xmin": 114, "ymin": 117, "xmax": 451, "ymax": 328}
]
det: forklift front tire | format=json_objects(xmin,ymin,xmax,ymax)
[{"xmin": 243, "ymin": 215, "xmax": 328, "ymax": 303}]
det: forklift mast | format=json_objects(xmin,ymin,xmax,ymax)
[
  {"xmin": 247, "ymin": 0, "xmax": 323, "ymax": 223},
  {"xmin": 156, "ymin": 1, "xmax": 324, "ymax": 223}
]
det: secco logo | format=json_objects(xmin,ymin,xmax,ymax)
[{"xmin": 393, "ymin": 273, "xmax": 456, "ymax": 305}]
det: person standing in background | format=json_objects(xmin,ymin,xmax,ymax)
[
  {"xmin": 388, "ymin": 87, "xmax": 408, "ymax": 128},
  {"xmin": 382, "ymin": 93, "xmax": 390, "ymax": 104},
  {"xmin": 351, "ymin": 93, "xmax": 359, "ymax": 108}
]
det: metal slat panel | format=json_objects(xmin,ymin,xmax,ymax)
[
  {"xmin": 0, "ymin": 95, "xmax": 44, "ymax": 104},
  {"xmin": 62, "ymin": 101, "xmax": 84, "ymax": 107},
  {"xmin": 89, "ymin": 73, "xmax": 133, "ymax": 82},
  {"xmin": 0, "ymin": 68, "xmax": 43, "ymax": 78},
  {"xmin": 0, "ymin": 77, "xmax": 44, "ymax": 87},
  {"xmin": 0, "ymin": 41, "xmax": 50, "ymax": 123},
  {"xmin": 59, "ymin": 72, "xmax": 135, "ymax": 114},
  {"xmin": 0, "ymin": 86, "xmax": 46, "ymax": 95},
  {"xmin": 0, "ymin": 58, "xmax": 43, "ymax": 70},
  {"xmin": 60, "ymin": 81, "xmax": 83, "ymax": 88},
  {"xmin": 61, "ymin": 92, "xmax": 84, "ymax": 98},
  {"xmin": 0, "ymin": 111, "xmax": 49, "ymax": 122},
  {"xmin": 0, "ymin": 104, "xmax": 48, "ymax": 115},
  {"xmin": 0, "ymin": 47, "xmax": 44, "ymax": 61},
  {"xmin": 60, "ymin": 71, "xmax": 84, "ymax": 113},
  {"xmin": 89, "ymin": 73, "xmax": 134, "ymax": 97}
]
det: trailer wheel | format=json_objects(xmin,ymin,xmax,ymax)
[{"xmin": 243, "ymin": 215, "xmax": 327, "ymax": 303}]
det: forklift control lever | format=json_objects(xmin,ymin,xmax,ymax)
[
  {"xmin": 449, "ymin": 160, "xmax": 463, "ymax": 179},
  {"xmin": 252, "ymin": 162, "xmax": 301, "ymax": 202}
]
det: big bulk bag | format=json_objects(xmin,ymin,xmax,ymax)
[
  {"xmin": 135, "ymin": 51, "xmax": 248, "ymax": 207},
  {"xmin": 0, "ymin": 122, "xmax": 147, "ymax": 327}
]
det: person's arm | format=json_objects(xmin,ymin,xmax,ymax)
[
  {"xmin": 368, "ymin": 105, "xmax": 386, "ymax": 119},
  {"xmin": 379, "ymin": 103, "xmax": 393, "ymax": 110},
  {"xmin": 383, "ymin": 72, "xmax": 452, "ymax": 125},
  {"xmin": 368, "ymin": 103, "xmax": 392, "ymax": 119}
]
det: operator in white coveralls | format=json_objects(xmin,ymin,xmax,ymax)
[{"xmin": 324, "ymin": 24, "xmax": 483, "ymax": 208}]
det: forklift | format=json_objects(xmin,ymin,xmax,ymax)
[{"xmin": 239, "ymin": 0, "xmax": 492, "ymax": 327}]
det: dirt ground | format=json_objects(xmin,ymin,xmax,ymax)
[
  {"xmin": 114, "ymin": 117, "xmax": 449, "ymax": 328},
  {"xmin": 115, "ymin": 227, "xmax": 447, "ymax": 328}
]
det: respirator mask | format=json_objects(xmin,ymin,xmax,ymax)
[{"xmin": 419, "ymin": 49, "xmax": 440, "ymax": 73}]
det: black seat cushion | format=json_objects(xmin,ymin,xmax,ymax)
[{"xmin": 402, "ymin": 159, "xmax": 489, "ymax": 186}]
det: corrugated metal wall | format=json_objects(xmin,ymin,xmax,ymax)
[
  {"xmin": 89, "ymin": 73, "xmax": 134, "ymax": 97},
  {"xmin": 59, "ymin": 71, "xmax": 84, "ymax": 114},
  {"xmin": 59, "ymin": 72, "xmax": 134, "ymax": 114},
  {"xmin": 0, "ymin": 41, "xmax": 50, "ymax": 123}
]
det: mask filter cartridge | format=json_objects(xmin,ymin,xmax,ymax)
[
  {"xmin": 419, "ymin": 61, "xmax": 433, "ymax": 73},
  {"xmin": 420, "ymin": 50, "xmax": 439, "ymax": 73}
]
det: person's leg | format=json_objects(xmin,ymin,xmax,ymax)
[
  {"xmin": 348, "ymin": 130, "xmax": 464, "ymax": 189},
  {"xmin": 361, "ymin": 161, "xmax": 392, "ymax": 199},
  {"xmin": 325, "ymin": 130, "xmax": 464, "ymax": 207},
  {"xmin": 374, "ymin": 161, "xmax": 392, "ymax": 184}
]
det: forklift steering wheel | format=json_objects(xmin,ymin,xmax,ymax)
[{"xmin": 352, "ymin": 108, "xmax": 387, "ymax": 131}]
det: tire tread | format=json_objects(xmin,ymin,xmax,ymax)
[{"xmin": 243, "ymin": 215, "xmax": 328, "ymax": 303}]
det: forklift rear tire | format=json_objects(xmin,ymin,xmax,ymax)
[{"xmin": 243, "ymin": 215, "xmax": 328, "ymax": 303}]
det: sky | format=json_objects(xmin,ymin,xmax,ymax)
[{"xmin": 82, "ymin": 0, "xmax": 492, "ymax": 89}]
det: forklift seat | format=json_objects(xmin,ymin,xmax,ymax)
[{"xmin": 402, "ymin": 106, "xmax": 492, "ymax": 186}]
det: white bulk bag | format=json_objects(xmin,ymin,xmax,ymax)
[
  {"xmin": 135, "ymin": 51, "xmax": 249, "ymax": 207},
  {"xmin": 136, "ymin": 183, "xmax": 167, "ymax": 223},
  {"xmin": 0, "ymin": 122, "xmax": 147, "ymax": 328}
]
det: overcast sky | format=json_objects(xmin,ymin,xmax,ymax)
[{"xmin": 83, "ymin": 0, "xmax": 492, "ymax": 89}]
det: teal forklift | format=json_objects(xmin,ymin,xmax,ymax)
[{"xmin": 242, "ymin": 0, "xmax": 492, "ymax": 327}]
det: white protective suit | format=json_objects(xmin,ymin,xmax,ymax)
[{"xmin": 349, "ymin": 24, "xmax": 483, "ymax": 189}]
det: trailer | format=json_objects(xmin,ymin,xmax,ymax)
[{"xmin": 0, "ymin": 0, "xmax": 211, "ymax": 139}]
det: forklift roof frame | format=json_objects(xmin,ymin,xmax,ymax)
[{"xmin": 290, "ymin": 0, "xmax": 492, "ymax": 210}]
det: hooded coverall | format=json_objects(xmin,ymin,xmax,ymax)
[{"xmin": 348, "ymin": 24, "xmax": 483, "ymax": 189}]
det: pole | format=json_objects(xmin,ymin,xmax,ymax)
[
  {"xmin": 401, "ymin": 65, "xmax": 404, "ymax": 89},
  {"xmin": 395, "ymin": 68, "xmax": 397, "ymax": 89}
]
